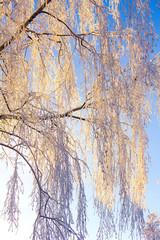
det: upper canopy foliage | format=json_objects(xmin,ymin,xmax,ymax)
[{"xmin": 0, "ymin": 0, "xmax": 160, "ymax": 239}]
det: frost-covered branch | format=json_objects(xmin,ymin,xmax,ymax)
[
  {"xmin": 41, "ymin": 10, "xmax": 97, "ymax": 54},
  {"xmin": 0, "ymin": 0, "xmax": 52, "ymax": 52}
]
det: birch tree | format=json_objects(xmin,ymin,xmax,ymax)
[
  {"xmin": 142, "ymin": 212, "xmax": 160, "ymax": 240},
  {"xmin": 0, "ymin": 0, "xmax": 160, "ymax": 239}
]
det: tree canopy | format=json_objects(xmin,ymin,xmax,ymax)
[{"xmin": 0, "ymin": 0, "xmax": 160, "ymax": 239}]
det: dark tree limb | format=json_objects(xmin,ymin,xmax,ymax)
[{"xmin": 0, "ymin": 0, "xmax": 52, "ymax": 53}]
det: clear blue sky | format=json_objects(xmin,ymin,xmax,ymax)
[
  {"xmin": 0, "ymin": 1, "xmax": 160, "ymax": 240},
  {"xmin": 144, "ymin": 0, "xmax": 160, "ymax": 219}
]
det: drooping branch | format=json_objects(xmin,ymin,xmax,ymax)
[
  {"xmin": 0, "ymin": 139, "xmax": 72, "ymax": 208},
  {"xmin": 0, "ymin": 142, "xmax": 41, "ymax": 190},
  {"xmin": 41, "ymin": 10, "xmax": 97, "ymax": 54},
  {"xmin": 0, "ymin": 142, "xmax": 82, "ymax": 239},
  {"xmin": 38, "ymin": 215, "xmax": 81, "ymax": 240}
]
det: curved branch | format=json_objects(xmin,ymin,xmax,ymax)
[
  {"xmin": 39, "ymin": 215, "xmax": 81, "ymax": 240},
  {"xmin": 0, "ymin": 141, "xmax": 63, "ymax": 205},
  {"xmin": 41, "ymin": 10, "xmax": 97, "ymax": 54},
  {"xmin": 0, "ymin": 142, "xmax": 41, "ymax": 190}
]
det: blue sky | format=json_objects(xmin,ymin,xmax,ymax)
[
  {"xmin": 144, "ymin": 0, "xmax": 160, "ymax": 218},
  {"xmin": 145, "ymin": 113, "xmax": 160, "ymax": 215}
]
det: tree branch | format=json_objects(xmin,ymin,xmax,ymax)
[
  {"xmin": 0, "ymin": 98, "xmax": 91, "ymax": 123},
  {"xmin": 0, "ymin": 140, "xmax": 64, "ymax": 207},
  {"xmin": 26, "ymin": 28, "xmax": 99, "ymax": 37},
  {"xmin": 0, "ymin": 88, "xmax": 12, "ymax": 112},
  {"xmin": 0, "ymin": 114, "xmax": 20, "ymax": 120},
  {"xmin": 0, "ymin": 0, "xmax": 52, "ymax": 53},
  {"xmin": 39, "ymin": 215, "xmax": 81, "ymax": 240},
  {"xmin": 41, "ymin": 10, "xmax": 97, "ymax": 54},
  {"xmin": 0, "ymin": 142, "xmax": 41, "ymax": 190}
]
